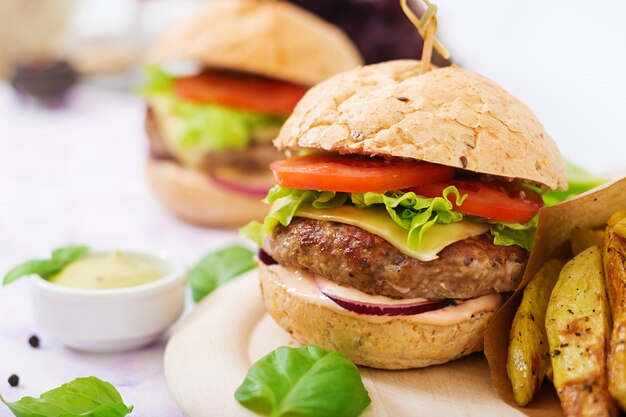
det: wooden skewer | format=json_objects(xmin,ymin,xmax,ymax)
[
  {"xmin": 420, "ymin": 20, "xmax": 436, "ymax": 74},
  {"xmin": 400, "ymin": 0, "xmax": 450, "ymax": 74}
]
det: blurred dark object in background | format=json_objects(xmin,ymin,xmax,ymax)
[
  {"xmin": 0, "ymin": 0, "xmax": 74, "ymax": 79},
  {"xmin": 289, "ymin": 0, "xmax": 449, "ymax": 65},
  {"xmin": 10, "ymin": 60, "xmax": 78, "ymax": 102}
]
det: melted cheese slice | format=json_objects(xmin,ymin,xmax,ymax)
[{"xmin": 295, "ymin": 204, "xmax": 489, "ymax": 262}]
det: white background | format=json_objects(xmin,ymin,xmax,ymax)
[{"xmin": 438, "ymin": 0, "xmax": 626, "ymax": 175}]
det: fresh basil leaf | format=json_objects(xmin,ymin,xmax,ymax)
[
  {"xmin": 188, "ymin": 245, "xmax": 256, "ymax": 302},
  {"xmin": 0, "ymin": 376, "xmax": 133, "ymax": 417},
  {"xmin": 51, "ymin": 245, "xmax": 89, "ymax": 264},
  {"xmin": 3, "ymin": 245, "xmax": 90, "ymax": 286},
  {"xmin": 235, "ymin": 345, "xmax": 371, "ymax": 417},
  {"xmin": 3, "ymin": 259, "xmax": 62, "ymax": 285}
]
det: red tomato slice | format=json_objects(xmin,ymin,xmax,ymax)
[
  {"xmin": 409, "ymin": 180, "xmax": 543, "ymax": 223},
  {"xmin": 173, "ymin": 71, "xmax": 308, "ymax": 115},
  {"xmin": 270, "ymin": 155, "xmax": 455, "ymax": 193}
]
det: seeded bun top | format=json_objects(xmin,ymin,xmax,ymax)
[
  {"xmin": 150, "ymin": 0, "xmax": 363, "ymax": 86},
  {"xmin": 275, "ymin": 60, "xmax": 567, "ymax": 190}
]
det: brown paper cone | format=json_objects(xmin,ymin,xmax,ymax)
[{"xmin": 484, "ymin": 176, "xmax": 626, "ymax": 416}]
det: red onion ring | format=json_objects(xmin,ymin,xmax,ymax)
[
  {"xmin": 258, "ymin": 249, "xmax": 277, "ymax": 266},
  {"xmin": 321, "ymin": 291, "xmax": 453, "ymax": 316},
  {"xmin": 209, "ymin": 171, "xmax": 270, "ymax": 197}
]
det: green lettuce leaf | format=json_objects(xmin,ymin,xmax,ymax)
[
  {"xmin": 241, "ymin": 185, "xmax": 538, "ymax": 252},
  {"xmin": 140, "ymin": 65, "xmax": 173, "ymax": 96},
  {"xmin": 542, "ymin": 161, "xmax": 606, "ymax": 206},
  {"xmin": 188, "ymin": 245, "xmax": 256, "ymax": 302},
  {"xmin": 488, "ymin": 219, "xmax": 537, "ymax": 252},
  {"xmin": 241, "ymin": 186, "xmax": 466, "ymax": 250},
  {"xmin": 141, "ymin": 66, "xmax": 284, "ymax": 153},
  {"xmin": 3, "ymin": 245, "xmax": 89, "ymax": 286},
  {"xmin": 0, "ymin": 376, "xmax": 133, "ymax": 417},
  {"xmin": 235, "ymin": 345, "xmax": 370, "ymax": 417},
  {"xmin": 352, "ymin": 187, "xmax": 466, "ymax": 250},
  {"xmin": 240, "ymin": 187, "xmax": 348, "ymax": 247}
]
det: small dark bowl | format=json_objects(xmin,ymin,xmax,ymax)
[{"xmin": 10, "ymin": 60, "xmax": 78, "ymax": 101}]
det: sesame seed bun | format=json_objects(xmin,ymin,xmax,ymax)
[
  {"xmin": 145, "ymin": 159, "xmax": 268, "ymax": 228},
  {"xmin": 275, "ymin": 60, "xmax": 567, "ymax": 190}
]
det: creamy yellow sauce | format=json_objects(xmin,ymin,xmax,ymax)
[{"xmin": 49, "ymin": 252, "xmax": 163, "ymax": 289}]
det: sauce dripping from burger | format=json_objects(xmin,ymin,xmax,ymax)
[
  {"xmin": 321, "ymin": 292, "xmax": 453, "ymax": 317},
  {"xmin": 260, "ymin": 263, "xmax": 503, "ymax": 326}
]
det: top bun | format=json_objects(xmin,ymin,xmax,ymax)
[
  {"xmin": 275, "ymin": 60, "xmax": 567, "ymax": 190},
  {"xmin": 150, "ymin": 0, "xmax": 363, "ymax": 86}
]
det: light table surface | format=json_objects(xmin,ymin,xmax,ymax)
[{"xmin": 0, "ymin": 85, "xmax": 240, "ymax": 416}]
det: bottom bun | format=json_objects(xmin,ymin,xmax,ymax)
[
  {"xmin": 145, "ymin": 158, "xmax": 269, "ymax": 228},
  {"xmin": 259, "ymin": 263, "xmax": 498, "ymax": 369}
]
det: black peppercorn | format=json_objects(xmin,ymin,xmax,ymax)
[
  {"xmin": 28, "ymin": 335, "xmax": 40, "ymax": 348},
  {"xmin": 8, "ymin": 374, "xmax": 19, "ymax": 387}
]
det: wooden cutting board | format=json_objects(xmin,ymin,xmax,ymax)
[{"xmin": 164, "ymin": 270, "xmax": 524, "ymax": 417}]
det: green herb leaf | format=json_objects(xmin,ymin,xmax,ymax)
[
  {"xmin": 3, "ymin": 245, "xmax": 89, "ymax": 286},
  {"xmin": 188, "ymin": 245, "xmax": 256, "ymax": 302},
  {"xmin": 542, "ymin": 161, "xmax": 606, "ymax": 206},
  {"xmin": 51, "ymin": 245, "xmax": 89, "ymax": 264},
  {"xmin": 0, "ymin": 376, "xmax": 133, "ymax": 417},
  {"xmin": 235, "ymin": 345, "xmax": 371, "ymax": 417}
]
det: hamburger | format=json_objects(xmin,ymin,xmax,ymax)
[
  {"xmin": 141, "ymin": 0, "xmax": 362, "ymax": 227},
  {"xmin": 243, "ymin": 60, "xmax": 567, "ymax": 369}
]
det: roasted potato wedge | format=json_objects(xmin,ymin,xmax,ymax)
[
  {"xmin": 570, "ymin": 227, "xmax": 605, "ymax": 256},
  {"xmin": 545, "ymin": 246, "xmax": 616, "ymax": 417},
  {"xmin": 604, "ymin": 220, "xmax": 626, "ymax": 410},
  {"xmin": 508, "ymin": 259, "xmax": 565, "ymax": 406},
  {"xmin": 607, "ymin": 210, "xmax": 626, "ymax": 228}
]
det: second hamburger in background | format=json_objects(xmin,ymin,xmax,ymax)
[{"xmin": 142, "ymin": 0, "xmax": 362, "ymax": 227}]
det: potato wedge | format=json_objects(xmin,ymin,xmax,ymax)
[
  {"xmin": 604, "ymin": 223, "xmax": 626, "ymax": 410},
  {"xmin": 508, "ymin": 259, "xmax": 565, "ymax": 406},
  {"xmin": 570, "ymin": 227, "xmax": 605, "ymax": 256},
  {"xmin": 607, "ymin": 210, "xmax": 626, "ymax": 228},
  {"xmin": 545, "ymin": 246, "xmax": 616, "ymax": 417}
]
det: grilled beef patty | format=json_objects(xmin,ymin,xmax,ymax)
[
  {"xmin": 267, "ymin": 218, "xmax": 528, "ymax": 300},
  {"xmin": 145, "ymin": 107, "xmax": 173, "ymax": 160}
]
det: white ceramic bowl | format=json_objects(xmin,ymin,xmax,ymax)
[{"xmin": 30, "ymin": 250, "xmax": 186, "ymax": 353}]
